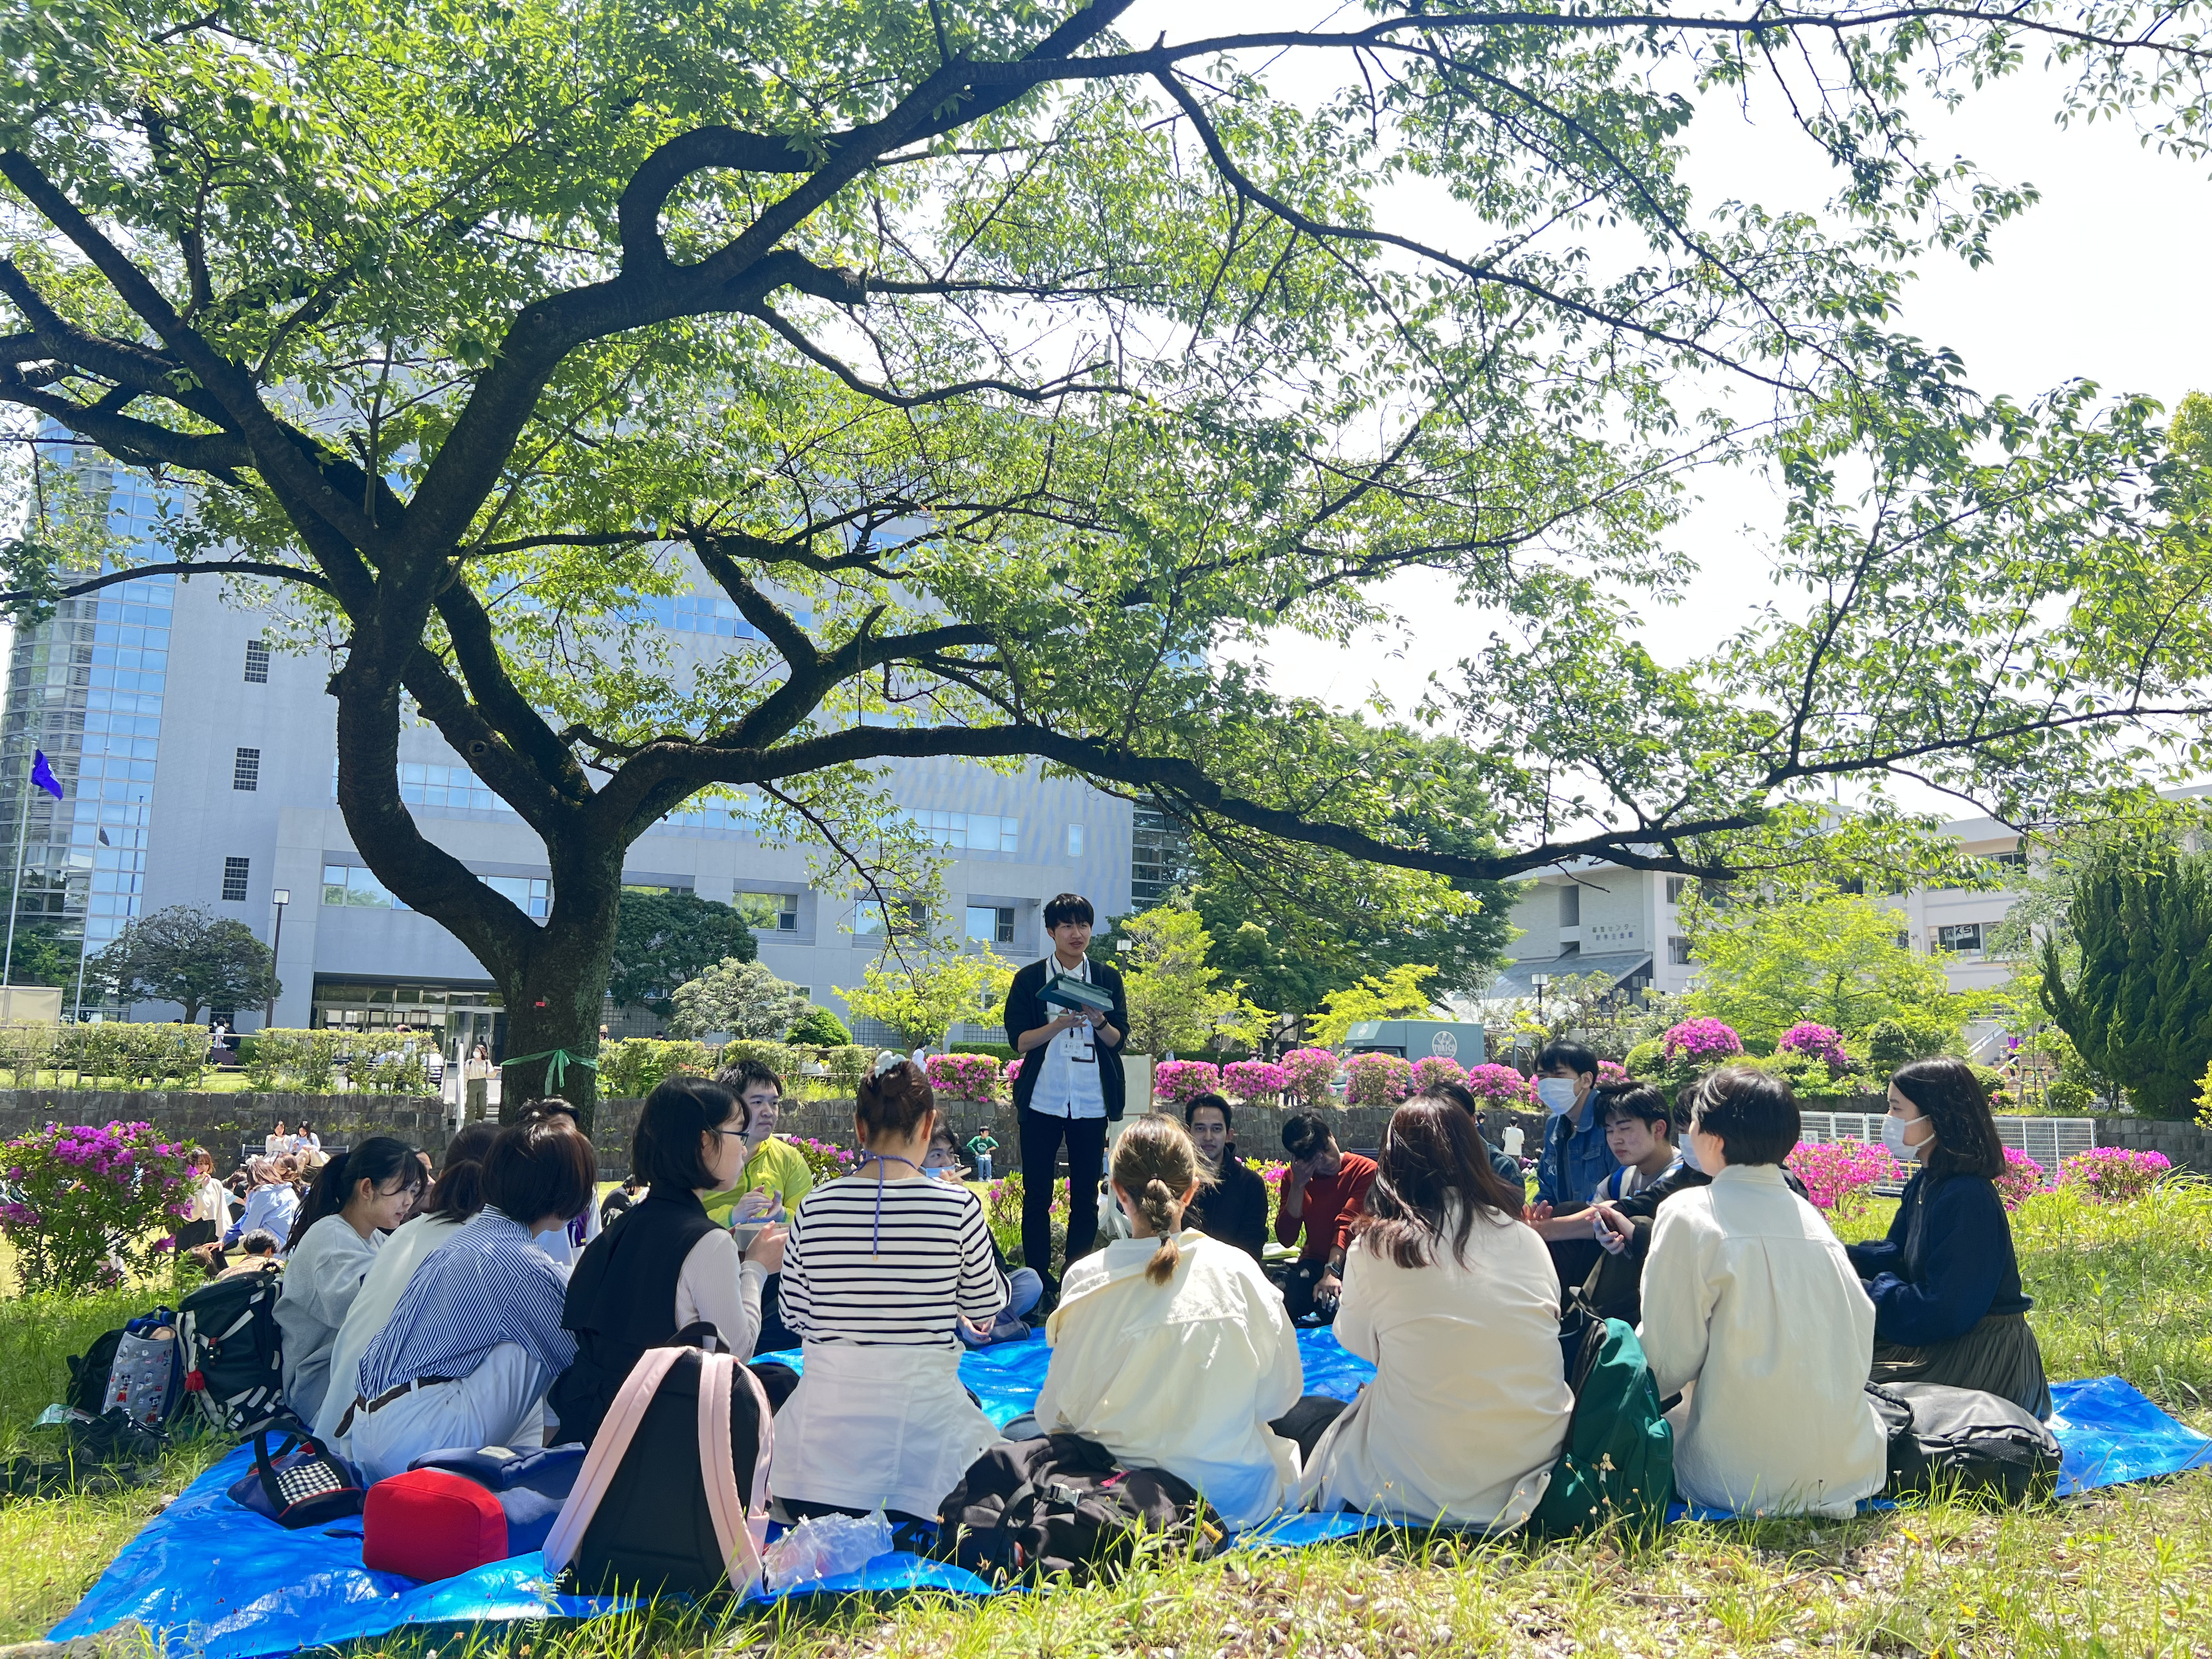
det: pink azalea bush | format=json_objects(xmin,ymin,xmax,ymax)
[
  {"xmin": 1463, "ymin": 1063, "xmax": 1536, "ymax": 1109},
  {"xmin": 1663, "ymin": 1018, "xmax": 1743, "ymax": 1065},
  {"xmin": 1993, "ymin": 1146, "xmax": 2049, "ymax": 1211},
  {"xmin": 793, "ymin": 1136, "xmax": 860, "ymax": 1184},
  {"xmin": 1785, "ymin": 1139, "xmax": 1901, "ymax": 1212},
  {"xmin": 1279, "ymin": 1048, "xmax": 1339, "ymax": 1103},
  {"xmin": 0, "ymin": 1120, "xmax": 194, "ymax": 1294},
  {"xmin": 1222, "ymin": 1059, "xmax": 1290, "ymax": 1105},
  {"xmin": 1410, "ymin": 1056, "xmax": 1466, "ymax": 1094},
  {"xmin": 1597, "ymin": 1059, "xmax": 1630, "ymax": 1086},
  {"xmin": 1779, "ymin": 1022, "xmax": 1849, "ymax": 1071},
  {"xmin": 2059, "ymin": 1146, "xmax": 2171, "ymax": 1203},
  {"xmin": 1345, "ymin": 1052, "xmax": 1415, "ymax": 1107},
  {"xmin": 1152, "ymin": 1059, "xmax": 1223, "ymax": 1107},
  {"xmin": 925, "ymin": 1052, "xmax": 1003, "ymax": 1104}
]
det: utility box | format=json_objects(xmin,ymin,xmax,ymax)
[
  {"xmin": 0, "ymin": 986, "xmax": 64, "ymax": 1023},
  {"xmin": 1344, "ymin": 1019, "xmax": 1486, "ymax": 1064}
]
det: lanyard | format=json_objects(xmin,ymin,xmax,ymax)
[{"xmin": 856, "ymin": 1152, "xmax": 922, "ymax": 1257}]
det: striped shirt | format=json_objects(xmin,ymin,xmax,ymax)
[
  {"xmin": 780, "ymin": 1175, "xmax": 1007, "ymax": 1349},
  {"xmin": 355, "ymin": 1209, "xmax": 576, "ymax": 1399}
]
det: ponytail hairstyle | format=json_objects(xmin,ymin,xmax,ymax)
[
  {"xmin": 420, "ymin": 1121, "xmax": 501, "ymax": 1224},
  {"xmin": 288, "ymin": 1135, "xmax": 424, "ymax": 1251},
  {"xmin": 855, "ymin": 1053, "xmax": 935, "ymax": 1143},
  {"xmin": 1110, "ymin": 1114, "xmax": 1201, "ymax": 1285}
]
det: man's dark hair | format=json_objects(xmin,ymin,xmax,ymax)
[
  {"xmin": 1596, "ymin": 1082, "xmax": 1672, "ymax": 1135},
  {"xmin": 238, "ymin": 1229, "xmax": 279, "ymax": 1256},
  {"xmin": 635, "ymin": 1076, "xmax": 746, "ymax": 1193},
  {"xmin": 1685, "ymin": 1066, "xmax": 1799, "ymax": 1167},
  {"xmin": 1282, "ymin": 1110, "xmax": 1336, "ymax": 1162},
  {"xmin": 1414, "ymin": 1079, "xmax": 1481, "ymax": 1119},
  {"xmin": 714, "ymin": 1058, "xmax": 783, "ymax": 1097},
  {"xmin": 1183, "ymin": 1092, "xmax": 1232, "ymax": 1130},
  {"xmin": 1891, "ymin": 1057, "xmax": 2007, "ymax": 1181},
  {"xmin": 521, "ymin": 1096, "xmax": 579, "ymax": 1124},
  {"xmin": 1535, "ymin": 1039, "xmax": 1600, "ymax": 1079},
  {"xmin": 483, "ymin": 1116, "xmax": 598, "ymax": 1226},
  {"xmin": 1043, "ymin": 892, "xmax": 1094, "ymax": 929}
]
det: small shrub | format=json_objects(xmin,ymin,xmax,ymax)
[
  {"xmin": 1344, "ymin": 1052, "xmax": 1414, "ymax": 1107},
  {"xmin": 1623, "ymin": 1039, "xmax": 1664, "ymax": 1079},
  {"xmin": 1785, "ymin": 1139, "xmax": 1900, "ymax": 1213},
  {"xmin": 599, "ymin": 1038, "xmax": 713, "ymax": 1099},
  {"xmin": 1864, "ymin": 1013, "xmax": 1951, "ymax": 1067},
  {"xmin": 1152, "ymin": 1059, "xmax": 1223, "ymax": 1107},
  {"xmin": 1662, "ymin": 1018, "xmax": 1743, "ymax": 1065},
  {"xmin": 820, "ymin": 1045, "xmax": 872, "ymax": 1093},
  {"xmin": 717, "ymin": 1038, "xmax": 808, "ymax": 1085},
  {"xmin": 925, "ymin": 1052, "xmax": 1002, "ymax": 1103},
  {"xmin": 786, "ymin": 1007, "xmax": 853, "ymax": 1046},
  {"xmin": 1462, "ymin": 1062, "xmax": 1535, "ymax": 1110},
  {"xmin": 2059, "ymin": 1146, "xmax": 2172, "ymax": 1203},
  {"xmin": 1994, "ymin": 1146, "xmax": 2049, "ymax": 1210},
  {"xmin": 1409, "ymin": 1056, "xmax": 1466, "ymax": 1096},
  {"xmin": 1279, "ymin": 1048, "xmax": 1339, "ymax": 1103},
  {"xmin": 1779, "ymin": 1022, "xmax": 1849, "ymax": 1071},
  {"xmin": 2046, "ymin": 1077, "xmax": 2098, "ymax": 1116},
  {"xmin": 1221, "ymin": 1058, "xmax": 1289, "ymax": 1106},
  {"xmin": 1596, "ymin": 1059, "xmax": 1629, "ymax": 1086},
  {"xmin": 0, "ymin": 1120, "xmax": 195, "ymax": 1294}
]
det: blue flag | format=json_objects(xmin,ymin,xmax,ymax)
[{"xmin": 30, "ymin": 751, "xmax": 62, "ymax": 800}]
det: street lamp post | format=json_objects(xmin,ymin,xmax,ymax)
[{"xmin": 266, "ymin": 888, "xmax": 290, "ymax": 1028}]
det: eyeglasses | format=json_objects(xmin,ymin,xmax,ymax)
[{"xmin": 712, "ymin": 1126, "xmax": 748, "ymax": 1140}]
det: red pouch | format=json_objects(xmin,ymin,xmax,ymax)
[{"xmin": 363, "ymin": 1468, "xmax": 510, "ymax": 1580}]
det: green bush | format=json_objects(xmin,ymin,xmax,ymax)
[
  {"xmin": 819, "ymin": 1044, "xmax": 871, "ymax": 1093},
  {"xmin": 951, "ymin": 1040, "xmax": 1017, "ymax": 1063},
  {"xmin": 27, "ymin": 1023, "xmax": 208, "ymax": 1088},
  {"xmin": 1623, "ymin": 1039, "xmax": 1664, "ymax": 1079},
  {"xmin": 1758, "ymin": 1048, "xmax": 1859, "ymax": 1099},
  {"xmin": 716, "ymin": 1038, "xmax": 807, "ymax": 1085},
  {"xmin": 240, "ymin": 1029, "xmax": 430, "ymax": 1093},
  {"xmin": 599, "ymin": 1038, "xmax": 713, "ymax": 1098},
  {"xmin": 2043, "ymin": 1077, "xmax": 2097, "ymax": 1115},
  {"xmin": 786, "ymin": 1007, "xmax": 853, "ymax": 1046},
  {"xmin": 1862, "ymin": 1013, "xmax": 1952, "ymax": 1068}
]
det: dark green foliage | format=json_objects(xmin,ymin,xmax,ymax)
[
  {"xmin": 2040, "ymin": 849, "xmax": 2212, "ymax": 1117},
  {"xmin": 1865, "ymin": 1014, "xmax": 1954, "ymax": 1068},
  {"xmin": 84, "ymin": 905, "xmax": 278, "ymax": 1026},
  {"xmin": 607, "ymin": 890, "xmax": 756, "ymax": 1020},
  {"xmin": 786, "ymin": 1006, "xmax": 853, "ymax": 1046}
]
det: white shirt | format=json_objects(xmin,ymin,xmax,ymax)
[
  {"xmin": 532, "ymin": 1197, "xmax": 603, "ymax": 1266},
  {"xmin": 1502, "ymin": 1126, "xmax": 1525, "ymax": 1157},
  {"xmin": 313, "ymin": 1211, "xmax": 464, "ymax": 1438},
  {"xmin": 1031, "ymin": 955, "xmax": 1105, "ymax": 1120},
  {"xmin": 1639, "ymin": 1164, "xmax": 1888, "ymax": 1517},
  {"xmin": 189, "ymin": 1175, "xmax": 230, "ymax": 1226},
  {"xmin": 1300, "ymin": 1204, "xmax": 1572, "ymax": 1530},
  {"xmin": 275, "ymin": 1215, "xmax": 382, "ymax": 1431},
  {"xmin": 674, "ymin": 1227, "xmax": 768, "ymax": 1359},
  {"xmin": 1036, "ymin": 1232, "xmax": 1303, "ymax": 1527}
]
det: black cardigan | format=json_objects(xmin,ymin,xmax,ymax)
[
  {"xmin": 1186, "ymin": 1147, "xmax": 1271, "ymax": 1265},
  {"xmin": 547, "ymin": 1187, "xmax": 716, "ymax": 1444},
  {"xmin": 1003, "ymin": 955, "xmax": 1131, "ymax": 1120}
]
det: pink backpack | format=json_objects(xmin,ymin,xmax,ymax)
[{"xmin": 543, "ymin": 1344, "xmax": 772, "ymax": 1598}]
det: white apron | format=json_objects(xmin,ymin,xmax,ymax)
[{"xmin": 770, "ymin": 1342, "xmax": 1001, "ymax": 1519}]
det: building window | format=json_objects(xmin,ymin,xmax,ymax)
[
  {"xmin": 855, "ymin": 899, "xmax": 926, "ymax": 938},
  {"xmin": 898, "ymin": 808, "xmax": 1019, "ymax": 854},
  {"xmin": 243, "ymin": 639, "xmax": 270, "ymax": 683},
  {"xmin": 1067, "ymin": 823, "xmax": 1085, "ymax": 857},
  {"xmin": 1937, "ymin": 922, "xmax": 1984, "ymax": 955},
  {"xmin": 1897, "ymin": 930, "xmax": 1912, "ymax": 952},
  {"xmin": 1667, "ymin": 935, "xmax": 1693, "ymax": 966},
  {"xmin": 486, "ymin": 874, "xmax": 551, "ymax": 919},
  {"xmin": 221, "ymin": 856, "xmax": 250, "ymax": 902},
  {"xmin": 966, "ymin": 904, "xmax": 1015, "ymax": 945},
  {"xmin": 1560, "ymin": 885, "xmax": 1581, "ymax": 927},
  {"xmin": 1664, "ymin": 877, "xmax": 1689, "ymax": 905},
  {"xmin": 323, "ymin": 864, "xmax": 407, "ymax": 910},
  {"xmin": 1131, "ymin": 800, "xmax": 1195, "ymax": 910},
  {"xmin": 738, "ymin": 891, "xmax": 799, "ymax": 932},
  {"xmin": 232, "ymin": 747, "xmax": 260, "ymax": 791}
]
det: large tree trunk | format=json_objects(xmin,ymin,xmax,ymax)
[{"xmin": 493, "ymin": 837, "xmax": 625, "ymax": 1133}]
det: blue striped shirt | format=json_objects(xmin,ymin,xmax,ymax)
[{"xmin": 355, "ymin": 1209, "xmax": 575, "ymax": 1399}]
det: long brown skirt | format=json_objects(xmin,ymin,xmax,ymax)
[{"xmin": 1872, "ymin": 1311, "xmax": 2052, "ymax": 1420}]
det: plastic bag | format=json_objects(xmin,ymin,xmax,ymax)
[{"xmin": 761, "ymin": 1508, "xmax": 895, "ymax": 1590}]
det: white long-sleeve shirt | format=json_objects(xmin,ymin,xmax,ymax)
[
  {"xmin": 674, "ymin": 1227, "xmax": 767, "ymax": 1358},
  {"xmin": 1036, "ymin": 1232, "xmax": 1303, "ymax": 1527},
  {"xmin": 1639, "ymin": 1163, "xmax": 1888, "ymax": 1517},
  {"xmin": 275, "ymin": 1215, "xmax": 381, "ymax": 1430}
]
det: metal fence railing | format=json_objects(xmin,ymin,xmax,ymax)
[{"xmin": 1799, "ymin": 1110, "xmax": 2096, "ymax": 1194}]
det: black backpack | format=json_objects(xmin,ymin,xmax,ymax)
[
  {"xmin": 1869, "ymin": 1382, "xmax": 2062, "ymax": 1505},
  {"xmin": 936, "ymin": 1434, "xmax": 1216, "ymax": 1587},
  {"xmin": 178, "ymin": 1268, "xmax": 286, "ymax": 1434}
]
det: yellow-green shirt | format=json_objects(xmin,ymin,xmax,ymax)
[{"xmin": 703, "ymin": 1135, "xmax": 816, "ymax": 1225}]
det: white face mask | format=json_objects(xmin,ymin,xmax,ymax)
[
  {"xmin": 1678, "ymin": 1134, "xmax": 1704, "ymax": 1175},
  {"xmin": 1535, "ymin": 1077, "xmax": 1581, "ymax": 1116},
  {"xmin": 1882, "ymin": 1114, "xmax": 1926, "ymax": 1164}
]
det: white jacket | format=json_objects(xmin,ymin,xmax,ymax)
[
  {"xmin": 1639, "ymin": 1163, "xmax": 1888, "ymax": 1517},
  {"xmin": 1299, "ymin": 1204, "xmax": 1571, "ymax": 1529},
  {"xmin": 1036, "ymin": 1232, "xmax": 1303, "ymax": 1528}
]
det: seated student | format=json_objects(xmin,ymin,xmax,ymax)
[
  {"xmin": 219, "ymin": 1229, "xmax": 282, "ymax": 1278},
  {"xmin": 1181, "ymin": 1094, "xmax": 1270, "ymax": 1265},
  {"xmin": 1031, "ymin": 1114, "xmax": 1308, "ymax": 1529},
  {"xmin": 265, "ymin": 1119, "xmax": 294, "ymax": 1158},
  {"xmin": 1594, "ymin": 1084, "xmax": 1681, "ymax": 1200},
  {"xmin": 1297, "ymin": 1099, "xmax": 1572, "ymax": 1530},
  {"xmin": 1639, "ymin": 1067, "xmax": 1887, "ymax": 1517},
  {"xmin": 224, "ymin": 1158, "xmax": 302, "ymax": 1255},
  {"xmin": 177, "ymin": 1148, "xmax": 229, "ymax": 1253},
  {"xmin": 276, "ymin": 1138, "xmax": 426, "ymax": 1431},
  {"xmin": 707, "ymin": 1059, "xmax": 816, "ymax": 1352},
  {"xmin": 770, "ymin": 1057, "xmax": 1007, "ymax": 1536},
  {"xmin": 550, "ymin": 1078, "xmax": 792, "ymax": 1445},
  {"xmin": 1413, "ymin": 1079, "xmax": 1536, "ymax": 1195},
  {"xmin": 921, "ymin": 1122, "xmax": 1041, "ymax": 1346},
  {"xmin": 1274, "ymin": 1112, "xmax": 1380, "ymax": 1325},
  {"xmin": 312, "ymin": 1124, "xmax": 500, "ymax": 1440},
  {"xmin": 1523, "ymin": 1040, "xmax": 1623, "ymax": 1291},
  {"xmin": 517, "ymin": 1098, "xmax": 603, "ymax": 1266},
  {"xmin": 1848, "ymin": 1058, "xmax": 2051, "ymax": 1419},
  {"xmin": 342, "ymin": 1117, "xmax": 597, "ymax": 1481},
  {"xmin": 599, "ymin": 1172, "xmax": 646, "ymax": 1231}
]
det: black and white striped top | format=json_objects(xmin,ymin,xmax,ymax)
[{"xmin": 780, "ymin": 1175, "xmax": 1008, "ymax": 1348}]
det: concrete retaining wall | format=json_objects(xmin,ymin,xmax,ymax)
[
  {"xmin": 0, "ymin": 1091, "xmax": 451, "ymax": 1163},
  {"xmin": 2094, "ymin": 1115, "xmax": 2212, "ymax": 1173}
]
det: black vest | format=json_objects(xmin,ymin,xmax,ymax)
[{"xmin": 548, "ymin": 1188, "xmax": 716, "ymax": 1445}]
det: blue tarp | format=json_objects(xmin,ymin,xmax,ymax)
[{"xmin": 51, "ymin": 1333, "xmax": 2212, "ymax": 1659}]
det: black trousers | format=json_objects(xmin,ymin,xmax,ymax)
[
  {"xmin": 1017, "ymin": 1105, "xmax": 1107, "ymax": 1283},
  {"xmin": 1269, "ymin": 1395, "xmax": 1350, "ymax": 1463},
  {"xmin": 755, "ymin": 1273, "xmax": 799, "ymax": 1356},
  {"xmin": 1280, "ymin": 1260, "xmax": 1339, "ymax": 1326}
]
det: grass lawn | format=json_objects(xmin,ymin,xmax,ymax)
[{"xmin": 1, "ymin": 1184, "xmax": 2208, "ymax": 1655}]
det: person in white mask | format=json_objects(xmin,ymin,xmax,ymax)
[{"xmin": 1521, "ymin": 1041, "xmax": 1621, "ymax": 1288}]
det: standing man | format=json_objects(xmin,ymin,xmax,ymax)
[
  {"xmin": 1523, "ymin": 1039, "xmax": 1623, "ymax": 1288},
  {"xmin": 1004, "ymin": 892, "xmax": 1130, "ymax": 1297},
  {"xmin": 1274, "ymin": 1111, "xmax": 1380, "ymax": 1325}
]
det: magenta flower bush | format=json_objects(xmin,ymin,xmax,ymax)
[
  {"xmin": 1345, "ymin": 1052, "xmax": 1414, "ymax": 1107},
  {"xmin": 1993, "ymin": 1146, "xmax": 2049, "ymax": 1211},
  {"xmin": 2059, "ymin": 1147, "xmax": 2171, "ymax": 1203},
  {"xmin": 1597, "ymin": 1059, "xmax": 1630, "ymax": 1087},
  {"xmin": 1152, "ymin": 1059, "xmax": 1223, "ymax": 1107},
  {"xmin": 1779, "ymin": 1022, "xmax": 1849, "ymax": 1071},
  {"xmin": 1222, "ymin": 1059, "xmax": 1290, "ymax": 1105},
  {"xmin": 1410, "ymin": 1056, "xmax": 1466, "ymax": 1094},
  {"xmin": 924, "ymin": 1052, "xmax": 1003, "ymax": 1104},
  {"xmin": 1663, "ymin": 1018, "xmax": 1743, "ymax": 1064},
  {"xmin": 1463, "ymin": 1063, "xmax": 1536, "ymax": 1109},
  {"xmin": 793, "ymin": 1137, "xmax": 860, "ymax": 1184},
  {"xmin": 1785, "ymin": 1139, "xmax": 1900, "ymax": 1212},
  {"xmin": 1279, "ymin": 1048, "xmax": 1339, "ymax": 1103},
  {"xmin": 0, "ymin": 1120, "xmax": 194, "ymax": 1294}
]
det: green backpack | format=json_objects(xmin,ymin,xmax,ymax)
[{"xmin": 1528, "ymin": 1316, "xmax": 1674, "ymax": 1536}]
